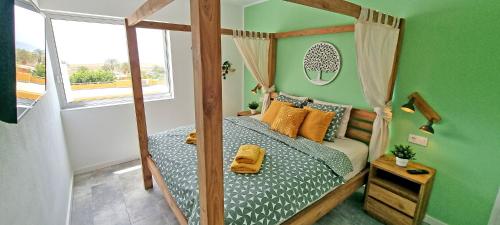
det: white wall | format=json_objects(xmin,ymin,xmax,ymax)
[
  {"xmin": 0, "ymin": 50, "xmax": 73, "ymax": 225},
  {"xmin": 39, "ymin": 0, "xmax": 245, "ymax": 173}
]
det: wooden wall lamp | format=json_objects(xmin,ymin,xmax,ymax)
[
  {"xmin": 251, "ymin": 84, "xmax": 262, "ymax": 94},
  {"xmin": 400, "ymin": 92, "xmax": 442, "ymax": 134}
]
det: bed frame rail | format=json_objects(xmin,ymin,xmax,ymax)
[
  {"xmin": 147, "ymin": 157, "xmax": 188, "ymax": 225},
  {"xmin": 283, "ymin": 169, "xmax": 369, "ymax": 225}
]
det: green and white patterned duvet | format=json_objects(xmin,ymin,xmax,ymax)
[{"xmin": 148, "ymin": 117, "xmax": 353, "ymax": 225}]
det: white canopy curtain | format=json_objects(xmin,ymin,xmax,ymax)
[
  {"xmin": 233, "ymin": 30, "xmax": 274, "ymax": 113},
  {"xmin": 355, "ymin": 8, "xmax": 400, "ymax": 161}
]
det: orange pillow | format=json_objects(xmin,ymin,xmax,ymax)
[
  {"xmin": 271, "ymin": 106, "xmax": 309, "ymax": 138},
  {"xmin": 299, "ymin": 106, "xmax": 336, "ymax": 143},
  {"xmin": 261, "ymin": 101, "xmax": 294, "ymax": 125}
]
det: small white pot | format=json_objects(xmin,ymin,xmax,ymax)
[
  {"xmin": 250, "ymin": 109, "xmax": 257, "ymax": 115},
  {"xmin": 396, "ymin": 157, "xmax": 409, "ymax": 167}
]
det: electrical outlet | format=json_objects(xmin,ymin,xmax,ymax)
[{"xmin": 408, "ymin": 134, "xmax": 428, "ymax": 147}]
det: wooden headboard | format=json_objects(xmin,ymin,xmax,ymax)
[
  {"xmin": 345, "ymin": 109, "xmax": 376, "ymax": 145},
  {"xmin": 269, "ymin": 92, "xmax": 375, "ymax": 145}
]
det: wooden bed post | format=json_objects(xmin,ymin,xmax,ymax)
[
  {"xmin": 125, "ymin": 19, "xmax": 153, "ymax": 190},
  {"xmin": 268, "ymin": 37, "xmax": 277, "ymax": 85},
  {"xmin": 189, "ymin": 0, "xmax": 225, "ymax": 225},
  {"xmin": 386, "ymin": 19, "xmax": 405, "ymax": 102}
]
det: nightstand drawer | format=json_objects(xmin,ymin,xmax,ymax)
[
  {"xmin": 365, "ymin": 197, "xmax": 413, "ymax": 225},
  {"xmin": 368, "ymin": 183, "xmax": 416, "ymax": 217}
]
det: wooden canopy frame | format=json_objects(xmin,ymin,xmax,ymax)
[{"xmin": 125, "ymin": 0, "xmax": 405, "ymax": 225}]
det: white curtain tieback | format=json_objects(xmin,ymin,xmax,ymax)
[
  {"xmin": 262, "ymin": 85, "xmax": 275, "ymax": 94},
  {"xmin": 374, "ymin": 102, "xmax": 392, "ymax": 123}
]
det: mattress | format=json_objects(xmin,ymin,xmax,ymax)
[
  {"xmin": 323, "ymin": 138, "xmax": 369, "ymax": 180},
  {"xmin": 251, "ymin": 114, "xmax": 368, "ymax": 180}
]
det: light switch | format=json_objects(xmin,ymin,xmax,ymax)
[{"xmin": 408, "ymin": 134, "xmax": 428, "ymax": 147}]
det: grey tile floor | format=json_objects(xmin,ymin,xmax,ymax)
[{"xmin": 71, "ymin": 160, "xmax": 387, "ymax": 225}]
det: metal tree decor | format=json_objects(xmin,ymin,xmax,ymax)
[{"xmin": 303, "ymin": 42, "xmax": 342, "ymax": 86}]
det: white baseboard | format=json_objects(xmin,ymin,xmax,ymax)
[
  {"xmin": 424, "ymin": 214, "xmax": 448, "ymax": 225},
  {"xmin": 74, "ymin": 157, "xmax": 140, "ymax": 175},
  {"xmin": 65, "ymin": 174, "xmax": 74, "ymax": 225}
]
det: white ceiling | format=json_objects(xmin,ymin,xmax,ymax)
[{"xmin": 223, "ymin": 0, "xmax": 266, "ymax": 7}]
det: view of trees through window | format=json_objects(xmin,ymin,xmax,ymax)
[
  {"xmin": 15, "ymin": 5, "xmax": 46, "ymax": 117},
  {"xmin": 52, "ymin": 19, "xmax": 171, "ymax": 104}
]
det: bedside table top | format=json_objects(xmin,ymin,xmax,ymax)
[
  {"xmin": 237, "ymin": 110, "xmax": 260, "ymax": 116},
  {"xmin": 372, "ymin": 155, "xmax": 436, "ymax": 185}
]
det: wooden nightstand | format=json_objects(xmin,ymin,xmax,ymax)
[
  {"xmin": 237, "ymin": 110, "xmax": 260, "ymax": 116},
  {"xmin": 364, "ymin": 155, "xmax": 436, "ymax": 225}
]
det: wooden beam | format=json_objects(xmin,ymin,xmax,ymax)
[
  {"xmin": 282, "ymin": 169, "xmax": 369, "ymax": 225},
  {"xmin": 125, "ymin": 19, "xmax": 153, "ymax": 190},
  {"xmin": 135, "ymin": 20, "xmax": 258, "ymax": 36},
  {"xmin": 127, "ymin": 0, "xmax": 175, "ymax": 26},
  {"xmin": 147, "ymin": 157, "xmax": 188, "ymax": 225},
  {"xmin": 386, "ymin": 19, "xmax": 405, "ymax": 102},
  {"xmin": 267, "ymin": 38, "xmax": 277, "ymax": 84},
  {"xmin": 274, "ymin": 24, "xmax": 354, "ymax": 39},
  {"xmin": 135, "ymin": 20, "xmax": 191, "ymax": 31},
  {"xmin": 189, "ymin": 0, "xmax": 224, "ymax": 224},
  {"xmin": 409, "ymin": 92, "xmax": 442, "ymax": 123},
  {"xmin": 284, "ymin": 1, "xmax": 400, "ymax": 32},
  {"xmin": 286, "ymin": 0, "xmax": 361, "ymax": 18}
]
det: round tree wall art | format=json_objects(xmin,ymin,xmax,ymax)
[{"xmin": 303, "ymin": 42, "xmax": 342, "ymax": 86}]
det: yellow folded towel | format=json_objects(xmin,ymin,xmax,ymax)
[
  {"xmin": 185, "ymin": 137, "xmax": 196, "ymax": 145},
  {"xmin": 186, "ymin": 130, "xmax": 197, "ymax": 145},
  {"xmin": 235, "ymin": 144, "xmax": 261, "ymax": 164},
  {"xmin": 230, "ymin": 148, "xmax": 266, "ymax": 174}
]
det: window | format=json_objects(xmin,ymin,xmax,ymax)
[
  {"xmin": 14, "ymin": 3, "xmax": 46, "ymax": 119},
  {"xmin": 49, "ymin": 14, "xmax": 172, "ymax": 108}
]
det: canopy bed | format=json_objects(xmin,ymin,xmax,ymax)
[{"xmin": 124, "ymin": 0, "xmax": 404, "ymax": 224}]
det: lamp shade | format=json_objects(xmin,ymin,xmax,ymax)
[
  {"xmin": 401, "ymin": 98, "xmax": 416, "ymax": 113},
  {"xmin": 419, "ymin": 120, "xmax": 434, "ymax": 134}
]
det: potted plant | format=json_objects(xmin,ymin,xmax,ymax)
[
  {"xmin": 248, "ymin": 101, "xmax": 259, "ymax": 115},
  {"xmin": 391, "ymin": 145, "xmax": 416, "ymax": 167}
]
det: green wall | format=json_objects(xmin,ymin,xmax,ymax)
[
  {"xmin": 244, "ymin": 0, "xmax": 369, "ymax": 110},
  {"xmin": 245, "ymin": 1, "xmax": 500, "ymax": 224}
]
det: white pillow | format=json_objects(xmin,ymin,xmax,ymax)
[
  {"xmin": 250, "ymin": 114, "xmax": 263, "ymax": 120},
  {"xmin": 313, "ymin": 99, "xmax": 352, "ymax": 139},
  {"xmin": 279, "ymin": 91, "xmax": 309, "ymax": 101}
]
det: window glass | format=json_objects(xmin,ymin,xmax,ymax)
[
  {"xmin": 51, "ymin": 19, "xmax": 171, "ymax": 106},
  {"xmin": 137, "ymin": 28, "xmax": 172, "ymax": 96},
  {"xmin": 15, "ymin": 5, "xmax": 46, "ymax": 118}
]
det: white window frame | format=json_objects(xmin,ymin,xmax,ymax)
[{"xmin": 44, "ymin": 10, "xmax": 174, "ymax": 109}]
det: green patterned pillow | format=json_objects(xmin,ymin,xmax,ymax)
[
  {"xmin": 276, "ymin": 95, "xmax": 308, "ymax": 108},
  {"xmin": 306, "ymin": 102, "xmax": 346, "ymax": 142}
]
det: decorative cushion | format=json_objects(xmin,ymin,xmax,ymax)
[
  {"xmin": 279, "ymin": 92, "xmax": 309, "ymax": 102},
  {"xmin": 313, "ymin": 99, "xmax": 353, "ymax": 138},
  {"xmin": 306, "ymin": 102, "xmax": 346, "ymax": 142},
  {"xmin": 275, "ymin": 94, "xmax": 308, "ymax": 108},
  {"xmin": 271, "ymin": 106, "xmax": 309, "ymax": 138},
  {"xmin": 261, "ymin": 101, "xmax": 294, "ymax": 125},
  {"xmin": 299, "ymin": 107, "xmax": 336, "ymax": 143}
]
